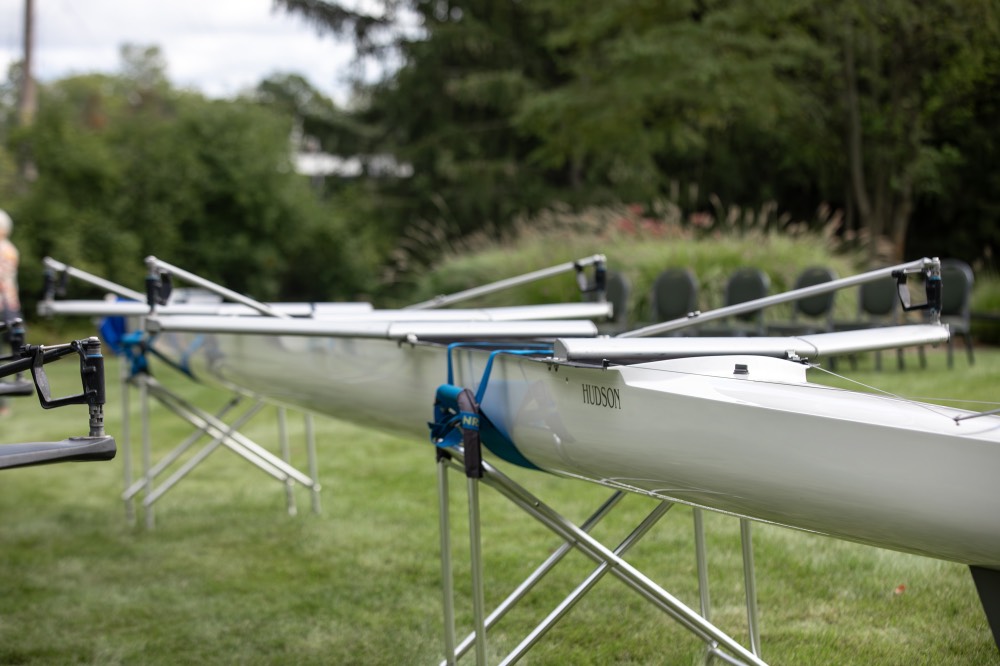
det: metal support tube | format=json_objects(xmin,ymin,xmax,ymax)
[
  {"xmin": 620, "ymin": 258, "xmax": 940, "ymax": 338},
  {"xmin": 740, "ymin": 519, "xmax": 761, "ymax": 658},
  {"xmin": 122, "ymin": 394, "xmax": 244, "ymax": 501},
  {"xmin": 437, "ymin": 456, "xmax": 457, "ymax": 666},
  {"xmin": 694, "ymin": 508, "xmax": 712, "ymax": 620},
  {"xmin": 444, "ymin": 489, "xmax": 626, "ymax": 665},
  {"xmin": 475, "ymin": 457, "xmax": 766, "ymax": 666},
  {"xmin": 142, "ymin": 405, "xmax": 276, "ymax": 507},
  {"xmin": 146, "ymin": 380, "xmax": 315, "ymax": 486},
  {"xmin": 143, "ymin": 438, "xmax": 228, "ymax": 506},
  {"xmin": 407, "ymin": 254, "xmax": 606, "ymax": 310},
  {"xmin": 141, "ymin": 400, "xmax": 283, "ymax": 491},
  {"xmin": 694, "ymin": 508, "xmax": 718, "ymax": 664},
  {"xmin": 305, "ymin": 413, "xmax": 321, "ymax": 514},
  {"xmin": 484, "ymin": 474, "xmax": 707, "ymax": 638},
  {"xmin": 120, "ymin": 355, "xmax": 134, "ymax": 523},
  {"xmin": 122, "ymin": 371, "xmax": 316, "ymax": 524},
  {"xmin": 140, "ymin": 374, "xmax": 154, "ymax": 529},
  {"xmin": 498, "ymin": 500, "xmax": 674, "ymax": 666},
  {"xmin": 278, "ymin": 408, "xmax": 297, "ymax": 517},
  {"xmin": 708, "ymin": 648, "xmax": 757, "ymax": 666},
  {"xmin": 467, "ymin": 476, "xmax": 488, "ymax": 666}
]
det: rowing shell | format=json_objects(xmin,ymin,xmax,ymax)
[{"xmin": 148, "ymin": 315, "xmax": 1000, "ymax": 569}]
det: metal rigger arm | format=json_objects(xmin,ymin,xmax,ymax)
[
  {"xmin": 621, "ymin": 257, "xmax": 943, "ymax": 338},
  {"xmin": 406, "ymin": 254, "xmax": 608, "ymax": 310},
  {"xmin": 41, "ymin": 256, "xmax": 147, "ymax": 305}
]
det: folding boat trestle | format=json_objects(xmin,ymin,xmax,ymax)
[
  {"xmin": 40, "ymin": 257, "xmax": 329, "ymax": 527},
  {"xmin": 37, "ymin": 254, "xmax": 1000, "ymax": 664}
]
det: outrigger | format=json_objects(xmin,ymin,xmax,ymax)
[{"xmin": 39, "ymin": 254, "xmax": 1000, "ymax": 664}]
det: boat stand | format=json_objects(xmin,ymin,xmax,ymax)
[
  {"xmin": 119, "ymin": 361, "xmax": 321, "ymax": 528},
  {"xmin": 435, "ymin": 448, "xmax": 767, "ymax": 666}
]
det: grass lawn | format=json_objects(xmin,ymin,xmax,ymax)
[{"xmin": 0, "ymin": 342, "xmax": 997, "ymax": 665}]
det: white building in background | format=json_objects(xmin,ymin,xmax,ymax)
[
  {"xmin": 293, "ymin": 152, "xmax": 413, "ymax": 178},
  {"xmin": 291, "ymin": 122, "xmax": 412, "ymax": 179}
]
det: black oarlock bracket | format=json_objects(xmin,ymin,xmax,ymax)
[
  {"xmin": 576, "ymin": 258, "xmax": 608, "ymax": 300},
  {"xmin": 40, "ymin": 268, "xmax": 66, "ymax": 302},
  {"xmin": 145, "ymin": 268, "xmax": 173, "ymax": 309},
  {"xmin": 159, "ymin": 272, "xmax": 173, "ymax": 303},
  {"xmin": 925, "ymin": 273, "xmax": 942, "ymax": 317},
  {"xmin": 81, "ymin": 338, "xmax": 107, "ymax": 437},
  {"xmin": 892, "ymin": 260, "xmax": 942, "ymax": 317},
  {"xmin": 593, "ymin": 259, "xmax": 607, "ymax": 295},
  {"xmin": 145, "ymin": 274, "xmax": 158, "ymax": 308},
  {"xmin": 57, "ymin": 270, "xmax": 68, "ymax": 299},
  {"xmin": 41, "ymin": 269, "xmax": 54, "ymax": 302},
  {"xmin": 28, "ymin": 338, "xmax": 107, "ymax": 435}
]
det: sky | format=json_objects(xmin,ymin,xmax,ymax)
[{"xmin": 0, "ymin": 0, "xmax": 358, "ymax": 104}]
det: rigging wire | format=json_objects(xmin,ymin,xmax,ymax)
[{"xmin": 792, "ymin": 362, "xmax": 984, "ymax": 425}]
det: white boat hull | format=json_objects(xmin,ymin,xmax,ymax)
[
  {"xmin": 481, "ymin": 354, "xmax": 1000, "ymax": 567},
  {"xmin": 157, "ymin": 330, "xmax": 1000, "ymax": 568}
]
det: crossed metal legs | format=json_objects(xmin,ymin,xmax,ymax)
[
  {"xmin": 120, "ymin": 369, "xmax": 321, "ymax": 527},
  {"xmin": 436, "ymin": 448, "xmax": 767, "ymax": 666}
]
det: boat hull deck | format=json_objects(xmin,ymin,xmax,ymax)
[{"xmin": 157, "ymin": 330, "xmax": 1000, "ymax": 568}]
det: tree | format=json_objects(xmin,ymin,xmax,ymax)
[
  {"xmin": 274, "ymin": 0, "xmax": 1000, "ymax": 268},
  {"xmin": 275, "ymin": 0, "xmax": 565, "ymax": 257},
  {"xmin": 909, "ymin": 43, "xmax": 1000, "ymax": 263},
  {"xmin": 835, "ymin": 0, "xmax": 1000, "ymax": 262},
  {"xmin": 4, "ymin": 50, "xmax": 374, "ymax": 310},
  {"xmin": 516, "ymin": 0, "xmax": 830, "ymax": 205}
]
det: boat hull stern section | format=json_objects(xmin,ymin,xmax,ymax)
[{"xmin": 482, "ymin": 354, "xmax": 1000, "ymax": 567}]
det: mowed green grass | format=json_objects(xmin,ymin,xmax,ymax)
[{"xmin": 0, "ymin": 344, "xmax": 998, "ymax": 665}]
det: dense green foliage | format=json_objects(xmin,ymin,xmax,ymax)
[
  {"xmin": 278, "ymin": 0, "xmax": 1000, "ymax": 268},
  {"xmin": 1, "ymin": 50, "xmax": 374, "ymax": 310},
  {"xmin": 2, "ymin": 2, "xmax": 999, "ymax": 309}
]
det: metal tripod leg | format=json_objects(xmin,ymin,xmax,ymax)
[
  {"xmin": 140, "ymin": 373, "xmax": 154, "ymax": 529},
  {"xmin": 694, "ymin": 508, "xmax": 717, "ymax": 664},
  {"xmin": 437, "ymin": 453, "xmax": 457, "ymax": 666},
  {"xmin": 124, "ymin": 373, "xmax": 319, "ymax": 525},
  {"xmin": 122, "ymin": 394, "xmax": 245, "ymax": 501},
  {"xmin": 120, "ymin": 356, "xmax": 134, "ymax": 524},
  {"xmin": 305, "ymin": 413, "xmax": 321, "ymax": 514},
  {"xmin": 456, "ymin": 451, "xmax": 766, "ymax": 666},
  {"xmin": 497, "ymin": 499, "xmax": 675, "ymax": 665},
  {"xmin": 144, "ymin": 378, "xmax": 316, "ymax": 487},
  {"xmin": 694, "ymin": 512, "xmax": 764, "ymax": 666},
  {"xmin": 468, "ymin": 474, "xmax": 488, "ymax": 665},
  {"xmin": 440, "ymin": 489, "xmax": 626, "ymax": 666},
  {"xmin": 278, "ymin": 408, "xmax": 297, "ymax": 516},
  {"xmin": 141, "ymin": 401, "xmax": 270, "ymax": 507},
  {"xmin": 740, "ymin": 519, "xmax": 761, "ymax": 658}
]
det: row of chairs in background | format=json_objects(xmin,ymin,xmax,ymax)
[{"xmin": 600, "ymin": 259, "xmax": 975, "ymax": 369}]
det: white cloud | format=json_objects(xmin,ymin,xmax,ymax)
[{"xmin": 0, "ymin": 0, "xmax": 357, "ymax": 103}]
